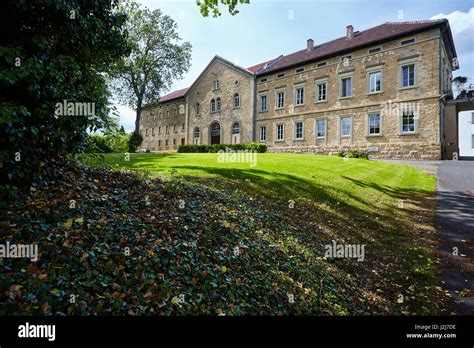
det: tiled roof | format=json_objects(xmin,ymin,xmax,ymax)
[
  {"xmin": 159, "ymin": 87, "xmax": 189, "ymax": 102},
  {"xmin": 254, "ymin": 20, "xmax": 449, "ymax": 75},
  {"xmin": 157, "ymin": 19, "xmax": 453, "ymax": 103}
]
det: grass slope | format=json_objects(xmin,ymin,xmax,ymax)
[{"xmin": 0, "ymin": 154, "xmax": 446, "ymax": 315}]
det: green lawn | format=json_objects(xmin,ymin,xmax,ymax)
[
  {"xmin": 1, "ymin": 152, "xmax": 443, "ymax": 315},
  {"xmin": 79, "ymin": 152, "xmax": 443, "ymax": 314}
]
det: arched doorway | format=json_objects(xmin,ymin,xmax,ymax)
[{"xmin": 210, "ymin": 122, "xmax": 221, "ymax": 144}]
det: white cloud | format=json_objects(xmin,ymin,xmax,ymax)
[
  {"xmin": 114, "ymin": 103, "xmax": 136, "ymax": 132},
  {"xmin": 430, "ymin": 7, "xmax": 474, "ymax": 36}
]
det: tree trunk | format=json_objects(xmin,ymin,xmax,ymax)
[{"xmin": 134, "ymin": 99, "xmax": 142, "ymax": 133}]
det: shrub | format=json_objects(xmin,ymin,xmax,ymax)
[
  {"xmin": 128, "ymin": 132, "xmax": 143, "ymax": 153},
  {"xmin": 178, "ymin": 142, "xmax": 267, "ymax": 153},
  {"xmin": 337, "ymin": 150, "xmax": 369, "ymax": 159}
]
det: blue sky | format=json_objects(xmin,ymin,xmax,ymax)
[{"xmin": 117, "ymin": 0, "xmax": 474, "ymax": 130}]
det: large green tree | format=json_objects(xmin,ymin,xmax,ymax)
[
  {"xmin": 0, "ymin": 0, "xmax": 129, "ymax": 187},
  {"xmin": 197, "ymin": 0, "xmax": 250, "ymax": 17},
  {"xmin": 111, "ymin": 3, "xmax": 192, "ymax": 133}
]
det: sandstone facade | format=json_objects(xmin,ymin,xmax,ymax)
[{"xmin": 139, "ymin": 20, "xmax": 458, "ymax": 159}]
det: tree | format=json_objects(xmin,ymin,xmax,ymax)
[
  {"xmin": 0, "ymin": 0, "xmax": 129, "ymax": 188},
  {"xmin": 197, "ymin": 0, "xmax": 250, "ymax": 17},
  {"xmin": 453, "ymin": 76, "xmax": 468, "ymax": 91},
  {"xmin": 110, "ymin": 3, "xmax": 192, "ymax": 134}
]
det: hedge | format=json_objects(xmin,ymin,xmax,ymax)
[{"xmin": 177, "ymin": 142, "xmax": 267, "ymax": 153}]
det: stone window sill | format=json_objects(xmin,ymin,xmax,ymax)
[{"xmin": 338, "ymin": 96, "xmax": 353, "ymax": 100}]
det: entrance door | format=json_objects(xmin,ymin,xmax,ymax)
[
  {"xmin": 211, "ymin": 123, "xmax": 221, "ymax": 144},
  {"xmin": 181, "ymin": 138, "xmax": 185, "ymax": 145}
]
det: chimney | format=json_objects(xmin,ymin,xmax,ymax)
[
  {"xmin": 346, "ymin": 25, "xmax": 354, "ymax": 39},
  {"xmin": 307, "ymin": 38, "xmax": 314, "ymax": 51}
]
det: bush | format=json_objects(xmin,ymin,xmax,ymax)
[
  {"xmin": 128, "ymin": 132, "xmax": 143, "ymax": 153},
  {"xmin": 337, "ymin": 149, "xmax": 369, "ymax": 159},
  {"xmin": 178, "ymin": 142, "xmax": 267, "ymax": 153}
]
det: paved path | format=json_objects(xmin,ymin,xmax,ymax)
[{"xmin": 380, "ymin": 159, "xmax": 474, "ymax": 314}]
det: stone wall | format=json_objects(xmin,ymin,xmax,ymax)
[{"xmin": 186, "ymin": 59, "xmax": 255, "ymax": 145}]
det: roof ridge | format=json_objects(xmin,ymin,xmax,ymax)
[{"xmin": 385, "ymin": 19, "xmax": 446, "ymax": 25}]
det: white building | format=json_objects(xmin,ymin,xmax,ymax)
[{"xmin": 458, "ymin": 110, "xmax": 474, "ymax": 157}]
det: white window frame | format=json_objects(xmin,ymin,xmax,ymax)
[
  {"xmin": 259, "ymin": 126, "xmax": 267, "ymax": 142},
  {"xmin": 213, "ymin": 79, "xmax": 220, "ymax": 90},
  {"xmin": 294, "ymin": 121, "xmax": 304, "ymax": 140},
  {"xmin": 315, "ymin": 119, "xmax": 326, "ymax": 139},
  {"xmin": 400, "ymin": 109, "xmax": 418, "ymax": 134},
  {"xmin": 259, "ymin": 93, "xmax": 268, "ymax": 112},
  {"xmin": 399, "ymin": 58, "xmax": 418, "ymax": 89},
  {"xmin": 367, "ymin": 112, "xmax": 382, "ymax": 136},
  {"xmin": 367, "ymin": 69, "xmax": 383, "ymax": 94},
  {"xmin": 276, "ymin": 123, "xmax": 284, "ymax": 141},
  {"xmin": 340, "ymin": 116, "xmax": 352, "ymax": 138},
  {"xmin": 315, "ymin": 78, "xmax": 328, "ymax": 102},
  {"xmin": 233, "ymin": 93, "xmax": 240, "ymax": 109},
  {"xmin": 294, "ymin": 85, "xmax": 305, "ymax": 106},
  {"xmin": 210, "ymin": 99, "xmax": 216, "ymax": 113},
  {"xmin": 339, "ymin": 74, "xmax": 353, "ymax": 98},
  {"xmin": 275, "ymin": 90, "xmax": 285, "ymax": 109}
]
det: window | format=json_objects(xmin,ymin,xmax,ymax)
[
  {"xmin": 401, "ymin": 64, "xmax": 415, "ymax": 87},
  {"xmin": 173, "ymin": 124, "xmax": 176, "ymax": 133},
  {"xmin": 340, "ymin": 117, "xmax": 352, "ymax": 137},
  {"xmin": 181, "ymin": 123, "xmax": 185, "ymax": 132},
  {"xmin": 368, "ymin": 47, "xmax": 381, "ymax": 54},
  {"xmin": 158, "ymin": 140, "xmax": 161, "ymax": 147},
  {"xmin": 158, "ymin": 126, "xmax": 161, "ymax": 134},
  {"xmin": 213, "ymin": 79, "xmax": 220, "ymax": 90},
  {"xmin": 174, "ymin": 108, "xmax": 177, "ymax": 116},
  {"xmin": 145, "ymin": 128, "xmax": 149, "ymax": 136},
  {"xmin": 296, "ymin": 67, "xmax": 305, "ymax": 73},
  {"xmin": 210, "ymin": 99, "xmax": 216, "ymax": 112},
  {"xmin": 233, "ymin": 93, "xmax": 240, "ymax": 108},
  {"xmin": 216, "ymin": 97, "xmax": 221, "ymax": 111},
  {"xmin": 232, "ymin": 122, "xmax": 240, "ymax": 134},
  {"xmin": 159, "ymin": 112, "xmax": 162, "ymax": 119},
  {"xmin": 194, "ymin": 127, "xmax": 200, "ymax": 138},
  {"xmin": 341, "ymin": 77, "xmax": 352, "ymax": 97},
  {"xmin": 401, "ymin": 38, "xmax": 415, "ymax": 46},
  {"xmin": 165, "ymin": 139, "xmax": 168, "ymax": 146},
  {"xmin": 260, "ymin": 78, "xmax": 267, "ymax": 83},
  {"xmin": 368, "ymin": 113, "xmax": 381, "ymax": 135},
  {"xmin": 152, "ymin": 128, "xmax": 155, "ymax": 136},
  {"xmin": 259, "ymin": 94, "xmax": 267, "ymax": 112},
  {"xmin": 166, "ymin": 111, "xmax": 169, "ymax": 118},
  {"xmin": 316, "ymin": 119, "xmax": 326, "ymax": 138},
  {"xmin": 368, "ymin": 71, "xmax": 382, "ymax": 93},
  {"xmin": 295, "ymin": 122, "xmax": 303, "ymax": 140},
  {"xmin": 276, "ymin": 124, "xmax": 284, "ymax": 141},
  {"xmin": 295, "ymin": 86, "xmax": 304, "ymax": 105},
  {"xmin": 195, "ymin": 102, "xmax": 200, "ymax": 115},
  {"xmin": 401, "ymin": 110, "xmax": 416, "ymax": 133},
  {"xmin": 341, "ymin": 55, "xmax": 352, "ymax": 61},
  {"xmin": 316, "ymin": 81, "xmax": 327, "ymax": 102},
  {"xmin": 277, "ymin": 73, "xmax": 285, "ymax": 78},
  {"xmin": 317, "ymin": 62, "xmax": 326, "ymax": 67},
  {"xmin": 260, "ymin": 126, "xmax": 266, "ymax": 141},
  {"xmin": 165, "ymin": 125, "xmax": 169, "ymax": 134},
  {"xmin": 173, "ymin": 139, "xmax": 176, "ymax": 146},
  {"xmin": 472, "ymin": 134, "xmax": 474, "ymax": 149},
  {"xmin": 276, "ymin": 91, "xmax": 284, "ymax": 108}
]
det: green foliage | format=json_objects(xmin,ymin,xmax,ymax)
[
  {"xmin": 197, "ymin": 0, "xmax": 250, "ymax": 17},
  {"xmin": 0, "ymin": 1, "xmax": 129, "ymax": 187},
  {"xmin": 110, "ymin": 3, "xmax": 192, "ymax": 131},
  {"xmin": 177, "ymin": 142, "xmax": 267, "ymax": 153},
  {"xmin": 85, "ymin": 135, "xmax": 114, "ymax": 153},
  {"xmin": 128, "ymin": 132, "xmax": 143, "ymax": 153},
  {"xmin": 337, "ymin": 150, "xmax": 369, "ymax": 159}
]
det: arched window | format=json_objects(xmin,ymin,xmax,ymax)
[
  {"xmin": 210, "ymin": 99, "xmax": 216, "ymax": 112},
  {"xmin": 233, "ymin": 93, "xmax": 240, "ymax": 108},
  {"xmin": 211, "ymin": 123, "xmax": 221, "ymax": 136},
  {"xmin": 216, "ymin": 97, "xmax": 221, "ymax": 111},
  {"xmin": 195, "ymin": 102, "xmax": 200, "ymax": 115},
  {"xmin": 232, "ymin": 122, "xmax": 240, "ymax": 134},
  {"xmin": 194, "ymin": 127, "xmax": 200, "ymax": 138}
]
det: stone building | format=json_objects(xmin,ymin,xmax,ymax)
[{"xmin": 139, "ymin": 19, "xmax": 459, "ymax": 159}]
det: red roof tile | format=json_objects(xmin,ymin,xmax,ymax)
[
  {"xmin": 159, "ymin": 87, "xmax": 189, "ymax": 102},
  {"xmin": 254, "ymin": 20, "xmax": 449, "ymax": 75}
]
